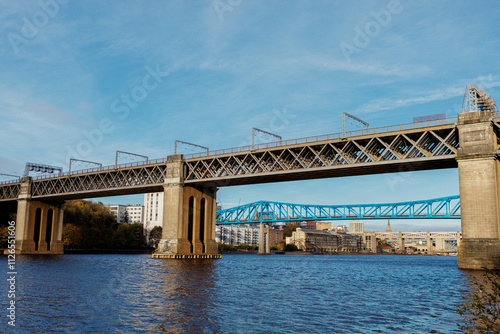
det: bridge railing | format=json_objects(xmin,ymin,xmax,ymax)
[
  {"xmin": 184, "ymin": 116, "xmax": 458, "ymax": 159},
  {"xmin": 30, "ymin": 157, "xmax": 169, "ymax": 181},
  {"xmin": 0, "ymin": 179, "xmax": 20, "ymax": 185}
]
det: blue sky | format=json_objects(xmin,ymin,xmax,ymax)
[{"xmin": 1, "ymin": 0, "xmax": 499, "ymax": 231}]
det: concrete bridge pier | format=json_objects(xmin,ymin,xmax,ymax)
[
  {"xmin": 426, "ymin": 232, "xmax": 434, "ymax": 255},
  {"xmin": 258, "ymin": 223, "xmax": 271, "ymax": 255},
  {"xmin": 434, "ymin": 237, "xmax": 446, "ymax": 251},
  {"xmin": 398, "ymin": 232, "xmax": 405, "ymax": 253},
  {"xmin": 5, "ymin": 176, "xmax": 64, "ymax": 255},
  {"xmin": 457, "ymin": 110, "xmax": 500, "ymax": 269},
  {"xmin": 153, "ymin": 155, "xmax": 220, "ymax": 259}
]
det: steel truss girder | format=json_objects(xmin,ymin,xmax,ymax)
[
  {"xmin": 185, "ymin": 125, "xmax": 460, "ymax": 183},
  {"xmin": 0, "ymin": 184, "xmax": 20, "ymax": 201},
  {"xmin": 215, "ymin": 195, "xmax": 461, "ymax": 224},
  {"xmin": 30, "ymin": 165, "xmax": 167, "ymax": 199}
]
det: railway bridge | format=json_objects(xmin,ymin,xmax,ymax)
[{"xmin": 1, "ymin": 86, "xmax": 499, "ymax": 269}]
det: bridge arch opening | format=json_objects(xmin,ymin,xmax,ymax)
[
  {"xmin": 46, "ymin": 209, "xmax": 54, "ymax": 251},
  {"xmin": 200, "ymin": 197, "xmax": 206, "ymax": 253},
  {"xmin": 33, "ymin": 208, "xmax": 42, "ymax": 251},
  {"xmin": 188, "ymin": 196, "xmax": 195, "ymax": 253}
]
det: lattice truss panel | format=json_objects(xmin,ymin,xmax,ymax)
[
  {"xmin": 216, "ymin": 195, "xmax": 461, "ymax": 224},
  {"xmin": 0, "ymin": 184, "xmax": 20, "ymax": 200},
  {"xmin": 31, "ymin": 165, "xmax": 167, "ymax": 197},
  {"xmin": 187, "ymin": 127, "xmax": 459, "ymax": 181}
]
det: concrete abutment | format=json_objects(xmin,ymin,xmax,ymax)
[
  {"xmin": 457, "ymin": 110, "xmax": 500, "ymax": 269},
  {"xmin": 6, "ymin": 176, "xmax": 64, "ymax": 255}
]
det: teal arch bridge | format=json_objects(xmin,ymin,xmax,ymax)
[{"xmin": 215, "ymin": 195, "xmax": 460, "ymax": 224}]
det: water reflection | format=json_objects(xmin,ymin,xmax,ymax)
[
  {"xmin": 157, "ymin": 259, "xmax": 219, "ymax": 333},
  {"xmin": 0, "ymin": 254, "xmax": 472, "ymax": 333}
]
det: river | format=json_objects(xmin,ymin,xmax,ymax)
[{"xmin": 1, "ymin": 254, "xmax": 471, "ymax": 333}]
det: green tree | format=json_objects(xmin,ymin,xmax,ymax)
[
  {"xmin": 149, "ymin": 226, "xmax": 162, "ymax": 247},
  {"xmin": 283, "ymin": 223, "xmax": 297, "ymax": 238},
  {"xmin": 458, "ymin": 270, "xmax": 500, "ymax": 333},
  {"xmin": 63, "ymin": 200, "xmax": 116, "ymax": 249},
  {"xmin": 218, "ymin": 242, "xmax": 236, "ymax": 252},
  {"xmin": 62, "ymin": 224, "xmax": 83, "ymax": 249}
]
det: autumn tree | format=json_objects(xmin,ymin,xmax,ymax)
[
  {"xmin": 283, "ymin": 223, "xmax": 297, "ymax": 238},
  {"xmin": 149, "ymin": 226, "xmax": 162, "ymax": 247}
]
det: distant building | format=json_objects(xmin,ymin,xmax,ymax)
[
  {"xmin": 216, "ymin": 224, "xmax": 260, "ymax": 246},
  {"xmin": 286, "ymin": 228, "xmax": 339, "ymax": 252},
  {"xmin": 306, "ymin": 221, "xmax": 317, "ymax": 229},
  {"xmin": 107, "ymin": 204, "xmax": 144, "ymax": 224},
  {"xmin": 126, "ymin": 204, "xmax": 144, "ymax": 224},
  {"xmin": 144, "ymin": 192, "xmax": 164, "ymax": 241},
  {"xmin": 331, "ymin": 225, "xmax": 348, "ymax": 233},
  {"xmin": 362, "ymin": 232, "xmax": 377, "ymax": 253},
  {"xmin": 349, "ymin": 221, "xmax": 364, "ymax": 233},
  {"xmin": 386, "ymin": 220, "xmax": 392, "ymax": 232},
  {"xmin": 108, "ymin": 205, "xmax": 126, "ymax": 224},
  {"xmin": 316, "ymin": 222, "xmax": 332, "ymax": 231},
  {"xmin": 269, "ymin": 228, "xmax": 284, "ymax": 245},
  {"xmin": 333, "ymin": 231, "xmax": 362, "ymax": 252}
]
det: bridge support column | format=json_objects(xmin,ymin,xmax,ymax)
[
  {"xmin": 435, "ymin": 237, "xmax": 446, "ymax": 251},
  {"xmin": 457, "ymin": 110, "xmax": 500, "ymax": 269},
  {"xmin": 5, "ymin": 177, "xmax": 64, "ymax": 255},
  {"xmin": 398, "ymin": 232, "xmax": 405, "ymax": 254},
  {"xmin": 258, "ymin": 224, "xmax": 270, "ymax": 254},
  {"xmin": 426, "ymin": 232, "xmax": 434, "ymax": 255},
  {"xmin": 153, "ymin": 155, "xmax": 220, "ymax": 259}
]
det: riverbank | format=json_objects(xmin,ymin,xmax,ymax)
[{"xmin": 64, "ymin": 249, "xmax": 154, "ymax": 254}]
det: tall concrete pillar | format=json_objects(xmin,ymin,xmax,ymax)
[
  {"xmin": 457, "ymin": 110, "xmax": 500, "ymax": 269},
  {"xmin": 426, "ymin": 232, "xmax": 434, "ymax": 255},
  {"xmin": 398, "ymin": 232, "xmax": 405, "ymax": 253},
  {"xmin": 258, "ymin": 224, "xmax": 270, "ymax": 254},
  {"xmin": 5, "ymin": 177, "xmax": 65, "ymax": 255},
  {"xmin": 457, "ymin": 231, "xmax": 462, "ymax": 250},
  {"xmin": 265, "ymin": 226, "xmax": 270, "ymax": 254},
  {"xmin": 434, "ymin": 237, "xmax": 446, "ymax": 251},
  {"xmin": 154, "ymin": 155, "xmax": 220, "ymax": 259}
]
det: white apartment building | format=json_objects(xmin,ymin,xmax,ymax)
[
  {"xmin": 349, "ymin": 221, "xmax": 364, "ymax": 233},
  {"xmin": 216, "ymin": 224, "xmax": 260, "ymax": 246},
  {"xmin": 107, "ymin": 204, "xmax": 144, "ymax": 224},
  {"xmin": 144, "ymin": 192, "xmax": 164, "ymax": 240},
  {"xmin": 108, "ymin": 205, "xmax": 126, "ymax": 224},
  {"xmin": 126, "ymin": 204, "xmax": 144, "ymax": 224}
]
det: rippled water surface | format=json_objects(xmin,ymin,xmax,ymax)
[{"xmin": 1, "ymin": 254, "xmax": 470, "ymax": 333}]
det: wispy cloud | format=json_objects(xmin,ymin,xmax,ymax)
[{"xmin": 354, "ymin": 75, "xmax": 500, "ymax": 114}]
